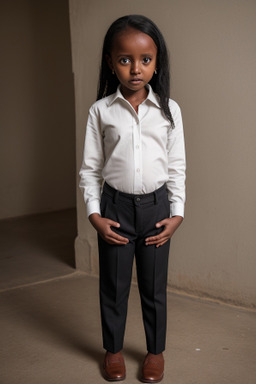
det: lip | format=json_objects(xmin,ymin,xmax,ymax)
[{"xmin": 129, "ymin": 78, "xmax": 143, "ymax": 84}]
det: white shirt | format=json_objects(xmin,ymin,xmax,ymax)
[{"xmin": 79, "ymin": 84, "xmax": 186, "ymax": 218}]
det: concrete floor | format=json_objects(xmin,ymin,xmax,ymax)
[{"xmin": 1, "ymin": 209, "xmax": 256, "ymax": 384}]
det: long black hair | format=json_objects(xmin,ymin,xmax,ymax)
[{"xmin": 97, "ymin": 15, "xmax": 174, "ymax": 128}]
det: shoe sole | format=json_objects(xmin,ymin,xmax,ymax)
[
  {"xmin": 140, "ymin": 374, "xmax": 164, "ymax": 383},
  {"xmin": 103, "ymin": 373, "xmax": 126, "ymax": 382}
]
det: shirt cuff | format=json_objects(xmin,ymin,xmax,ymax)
[
  {"xmin": 170, "ymin": 203, "xmax": 185, "ymax": 218},
  {"xmin": 86, "ymin": 199, "xmax": 101, "ymax": 217}
]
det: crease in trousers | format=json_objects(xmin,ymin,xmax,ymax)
[{"xmin": 98, "ymin": 182, "xmax": 171, "ymax": 354}]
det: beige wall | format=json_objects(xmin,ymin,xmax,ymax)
[
  {"xmin": 70, "ymin": 0, "xmax": 256, "ymax": 307},
  {"xmin": 0, "ymin": 0, "xmax": 76, "ymax": 219}
]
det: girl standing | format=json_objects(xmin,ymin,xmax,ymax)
[{"xmin": 79, "ymin": 15, "xmax": 186, "ymax": 383}]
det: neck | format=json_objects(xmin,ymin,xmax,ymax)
[{"xmin": 120, "ymin": 86, "xmax": 148, "ymax": 107}]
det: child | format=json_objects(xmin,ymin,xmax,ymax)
[{"xmin": 79, "ymin": 14, "xmax": 186, "ymax": 383}]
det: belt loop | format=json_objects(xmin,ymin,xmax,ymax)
[
  {"xmin": 114, "ymin": 190, "xmax": 119, "ymax": 204},
  {"xmin": 154, "ymin": 191, "xmax": 158, "ymax": 205}
]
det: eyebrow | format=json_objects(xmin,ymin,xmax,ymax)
[{"xmin": 116, "ymin": 53, "xmax": 154, "ymax": 58}]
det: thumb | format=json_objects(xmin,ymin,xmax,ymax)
[
  {"xmin": 108, "ymin": 219, "xmax": 120, "ymax": 228},
  {"xmin": 156, "ymin": 219, "xmax": 166, "ymax": 228}
]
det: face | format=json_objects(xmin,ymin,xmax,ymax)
[{"xmin": 107, "ymin": 27, "xmax": 157, "ymax": 98}]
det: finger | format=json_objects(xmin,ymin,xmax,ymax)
[
  {"xmin": 146, "ymin": 230, "xmax": 170, "ymax": 243},
  {"xmin": 107, "ymin": 229, "xmax": 129, "ymax": 243},
  {"xmin": 109, "ymin": 237, "xmax": 129, "ymax": 244},
  {"xmin": 155, "ymin": 218, "xmax": 169, "ymax": 228},
  {"xmin": 145, "ymin": 237, "xmax": 166, "ymax": 246},
  {"xmin": 107, "ymin": 219, "xmax": 121, "ymax": 228},
  {"xmin": 145, "ymin": 238, "xmax": 158, "ymax": 245},
  {"xmin": 107, "ymin": 238, "xmax": 129, "ymax": 245},
  {"xmin": 156, "ymin": 239, "xmax": 168, "ymax": 248},
  {"xmin": 104, "ymin": 238, "xmax": 126, "ymax": 245},
  {"xmin": 103, "ymin": 233, "xmax": 129, "ymax": 245},
  {"xmin": 145, "ymin": 230, "xmax": 168, "ymax": 244},
  {"xmin": 107, "ymin": 238, "xmax": 128, "ymax": 245},
  {"xmin": 148, "ymin": 237, "xmax": 169, "ymax": 247},
  {"xmin": 109, "ymin": 231, "xmax": 129, "ymax": 243}
]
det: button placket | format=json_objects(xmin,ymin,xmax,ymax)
[{"xmin": 133, "ymin": 116, "xmax": 142, "ymax": 193}]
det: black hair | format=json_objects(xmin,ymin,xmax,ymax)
[{"xmin": 97, "ymin": 15, "xmax": 174, "ymax": 128}]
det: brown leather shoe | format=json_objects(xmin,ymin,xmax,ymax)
[
  {"xmin": 103, "ymin": 351, "xmax": 126, "ymax": 381},
  {"xmin": 141, "ymin": 353, "xmax": 164, "ymax": 383}
]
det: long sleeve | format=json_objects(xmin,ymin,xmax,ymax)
[
  {"xmin": 79, "ymin": 106, "xmax": 104, "ymax": 217},
  {"xmin": 167, "ymin": 101, "xmax": 186, "ymax": 217}
]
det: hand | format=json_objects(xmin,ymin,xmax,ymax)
[
  {"xmin": 145, "ymin": 216, "xmax": 183, "ymax": 248},
  {"xmin": 89, "ymin": 213, "xmax": 129, "ymax": 245}
]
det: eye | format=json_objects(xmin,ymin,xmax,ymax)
[
  {"xmin": 142, "ymin": 57, "xmax": 152, "ymax": 64},
  {"xmin": 120, "ymin": 58, "xmax": 131, "ymax": 65}
]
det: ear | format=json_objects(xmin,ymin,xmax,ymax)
[{"xmin": 105, "ymin": 54, "xmax": 114, "ymax": 71}]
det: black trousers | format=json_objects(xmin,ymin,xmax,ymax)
[{"xmin": 98, "ymin": 182, "xmax": 170, "ymax": 354}]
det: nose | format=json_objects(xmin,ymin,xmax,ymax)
[{"xmin": 131, "ymin": 61, "xmax": 141, "ymax": 74}]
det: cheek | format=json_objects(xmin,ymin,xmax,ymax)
[
  {"xmin": 145, "ymin": 67, "xmax": 156, "ymax": 79},
  {"xmin": 115, "ymin": 66, "xmax": 129, "ymax": 78}
]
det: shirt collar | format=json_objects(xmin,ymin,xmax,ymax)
[{"xmin": 107, "ymin": 84, "xmax": 161, "ymax": 108}]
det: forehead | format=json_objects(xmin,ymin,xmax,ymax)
[{"xmin": 111, "ymin": 27, "xmax": 157, "ymax": 54}]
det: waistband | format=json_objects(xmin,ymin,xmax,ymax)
[{"xmin": 102, "ymin": 182, "xmax": 167, "ymax": 205}]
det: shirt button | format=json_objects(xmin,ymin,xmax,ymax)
[
  {"xmin": 136, "ymin": 145, "xmax": 139, "ymax": 149},
  {"xmin": 136, "ymin": 168, "xmax": 140, "ymax": 173}
]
